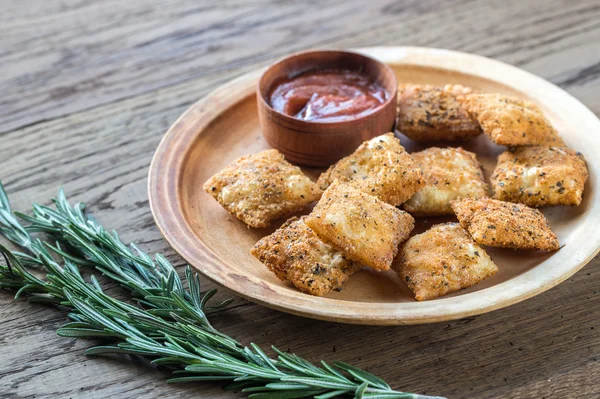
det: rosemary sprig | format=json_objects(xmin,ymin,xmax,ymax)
[{"xmin": 0, "ymin": 182, "xmax": 443, "ymax": 399}]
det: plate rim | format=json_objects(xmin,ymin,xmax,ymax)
[{"xmin": 148, "ymin": 46, "xmax": 600, "ymax": 325}]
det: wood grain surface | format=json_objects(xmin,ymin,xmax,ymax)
[{"xmin": 1, "ymin": 0, "xmax": 599, "ymax": 398}]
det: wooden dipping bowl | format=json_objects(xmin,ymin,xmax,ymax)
[{"xmin": 257, "ymin": 50, "xmax": 398, "ymax": 167}]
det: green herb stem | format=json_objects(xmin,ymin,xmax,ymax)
[{"xmin": 0, "ymin": 182, "xmax": 443, "ymax": 399}]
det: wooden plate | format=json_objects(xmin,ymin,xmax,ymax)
[{"xmin": 148, "ymin": 47, "xmax": 600, "ymax": 325}]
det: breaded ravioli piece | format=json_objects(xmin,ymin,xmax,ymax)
[
  {"xmin": 305, "ymin": 181, "xmax": 414, "ymax": 271},
  {"xmin": 465, "ymin": 93, "xmax": 565, "ymax": 146},
  {"xmin": 393, "ymin": 223, "xmax": 498, "ymax": 301},
  {"xmin": 251, "ymin": 217, "xmax": 362, "ymax": 296},
  {"xmin": 491, "ymin": 146, "xmax": 588, "ymax": 207},
  {"xmin": 203, "ymin": 149, "xmax": 321, "ymax": 228},
  {"xmin": 403, "ymin": 147, "xmax": 489, "ymax": 216},
  {"xmin": 451, "ymin": 198, "xmax": 559, "ymax": 251},
  {"xmin": 397, "ymin": 84, "xmax": 482, "ymax": 142},
  {"xmin": 317, "ymin": 133, "xmax": 424, "ymax": 206}
]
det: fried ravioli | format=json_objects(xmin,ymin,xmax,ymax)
[
  {"xmin": 403, "ymin": 147, "xmax": 489, "ymax": 216},
  {"xmin": 396, "ymin": 84, "xmax": 482, "ymax": 142},
  {"xmin": 317, "ymin": 133, "xmax": 424, "ymax": 206},
  {"xmin": 251, "ymin": 217, "xmax": 363, "ymax": 296},
  {"xmin": 203, "ymin": 149, "xmax": 321, "ymax": 228},
  {"xmin": 305, "ymin": 181, "xmax": 414, "ymax": 271},
  {"xmin": 490, "ymin": 146, "xmax": 588, "ymax": 206},
  {"xmin": 451, "ymin": 198, "xmax": 559, "ymax": 251},
  {"xmin": 393, "ymin": 223, "xmax": 498, "ymax": 301},
  {"xmin": 465, "ymin": 93, "xmax": 565, "ymax": 146}
]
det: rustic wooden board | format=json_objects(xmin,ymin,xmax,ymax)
[
  {"xmin": 1, "ymin": 0, "xmax": 600, "ymax": 398},
  {"xmin": 2, "ymin": 0, "xmax": 600, "ymax": 133}
]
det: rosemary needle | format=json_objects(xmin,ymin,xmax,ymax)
[{"xmin": 0, "ymin": 182, "xmax": 444, "ymax": 399}]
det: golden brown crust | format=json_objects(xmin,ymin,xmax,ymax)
[
  {"xmin": 396, "ymin": 84, "xmax": 482, "ymax": 142},
  {"xmin": 451, "ymin": 198, "xmax": 559, "ymax": 251},
  {"xmin": 317, "ymin": 133, "xmax": 424, "ymax": 206},
  {"xmin": 203, "ymin": 149, "xmax": 321, "ymax": 228},
  {"xmin": 305, "ymin": 181, "xmax": 414, "ymax": 271},
  {"xmin": 490, "ymin": 146, "xmax": 588, "ymax": 206},
  {"xmin": 251, "ymin": 216, "xmax": 363, "ymax": 296},
  {"xmin": 403, "ymin": 147, "xmax": 489, "ymax": 216},
  {"xmin": 393, "ymin": 223, "xmax": 498, "ymax": 301},
  {"xmin": 465, "ymin": 93, "xmax": 565, "ymax": 146}
]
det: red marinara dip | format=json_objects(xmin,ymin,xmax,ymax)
[{"xmin": 269, "ymin": 70, "xmax": 389, "ymax": 122}]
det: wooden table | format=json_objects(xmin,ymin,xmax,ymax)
[{"xmin": 1, "ymin": 1, "xmax": 599, "ymax": 398}]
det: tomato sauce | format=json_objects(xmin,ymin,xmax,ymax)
[{"xmin": 269, "ymin": 70, "xmax": 388, "ymax": 122}]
